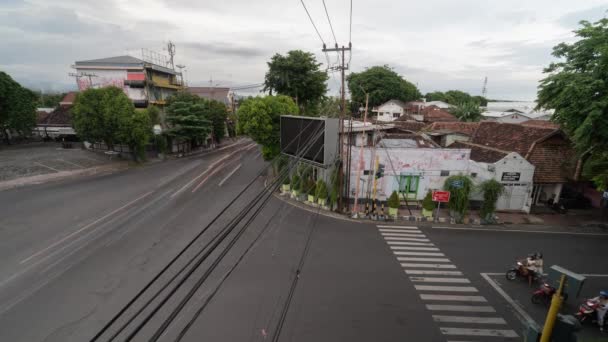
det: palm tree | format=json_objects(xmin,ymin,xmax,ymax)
[{"xmin": 450, "ymin": 102, "xmax": 482, "ymax": 122}]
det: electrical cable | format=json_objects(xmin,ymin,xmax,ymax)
[
  {"xmin": 90, "ymin": 119, "xmax": 320, "ymax": 342},
  {"xmin": 300, "ymin": 0, "xmax": 326, "ymax": 46},
  {"xmin": 121, "ymin": 125, "xmax": 326, "ymax": 341},
  {"xmin": 322, "ymin": 0, "xmax": 338, "ymax": 45}
]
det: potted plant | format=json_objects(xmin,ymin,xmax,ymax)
[
  {"xmin": 307, "ymin": 181, "xmax": 317, "ymax": 203},
  {"xmin": 282, "ymin": 178, "xmax": 290, "ymax": 193},
  {"xmin": 422, "ymin": 191, "xmax": 435, "ymax": 218},
  {"xmin": 443, "ymin": 175, "xmax": 473, "ymax": 224},
  {"xmin": 388, "ymin": 191, "xmax": 400, "ymax": 218},
  {"xmin": 479, "ymin": 179, "xmax": 505, "ymax": 224},
  {"xmin": 316, "ymin": 179, "xmax": 328, "ymax": 206},
  {"xmin": 291, "ymin": 174, "xmax": 301, "ymax": 199}
]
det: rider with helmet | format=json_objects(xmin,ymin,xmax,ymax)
[
  {"xmin": 595, "ymin": 291, "xmax": 608, "ymax": 332},
  {"xmin": 525, "ymin": 252, "xmax": 544, "ymax": 287}
]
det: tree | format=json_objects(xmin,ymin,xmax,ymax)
[
  {"xmin": 473, "ymin": 95, "xmax": 488, "ymax": 107},
  {"xmin": 0, "ymin": 72, "xmax": 37, "ymax": 143},
  {"xmin": 450, "ymin": 102, "xmax": 483, "ymax": 122},
  {"xmin": 479, "ymin": 179, "xmax": 505, "ymax": 223},
  {"xmin": 165, "ymin": 92, "xmax": 227, "ymax": 142},
  {"xmin": 537, "ymin": 19, "xmax": 608, "ymax": 190},
  {"xmin": 425, "ymin": 91, "xmax": 446, "ymax": 102},
  {"xmin": 237, "ymin": 95, "xmax": 298, "ymax": 160},
  {"xmin": 348, "ymin": 65, "xmax": 421, "ymax": 110},
  {"xmin": 35, "ymin": 92, "xmax": 66, "ymax": 108},
  {"xmin": 425, "ymin": 90, "xmax": 487, "ymax": 106},
  {"xmin": 263, "ymin": 50, "xmax": 328, "ymax": 113},
  {"xmin": 120, "ymin": 109, "xmax": 152, "ymax": 161},
  {"xmin": 443, "ymin": 175, "xmax": 473, "ymax": 223},
  {"xmin": 165, "ymin": 101, "xmax": 212, "ymax": 147}
]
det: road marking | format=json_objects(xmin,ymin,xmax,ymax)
[
  {"xmin": 20, "ymin": 191, "xmax": 154, "ymax": 265},
  {"xmin": 379, "ymin": 229, "xmax": 424, "ymax": 234},
  {"xmin": 406, "ymin": 270, "xmax": 463, "ymax": 275},
  {"xmin": 218, "ymin": 163, "xmax": 242, "ymax": 187},
  {"xmin": 420, "ymin": 294, "xmax": 487, "ymax": 302},
  {"xmin": 414, "ymin": 285, "xmax": 478, "ymax": 292},
  {"xmin": 34, "ymin": 161, "xmax": 61, "ymax": 172},
  {"xmin": 410, "ymin": 277, "xmax": 470, "ymax": 284},
  {"xmin": 432, "ymin": 226, "xmax": 608, "ymax": 237},
  {"xmin": 171, "ymin": 152, "xmax": 236, "ymax": 198},
  {"xmin": 385, "ymin": 241, "xmax": 435, "ymax": 246},
  {"xmin": 433, "ymin": 315, "xmax": 506, "ymax": 324},
  {"xmin": 397, "ymin": 257, "xmax": 450, "ymax": 262},
  {"xmin": 480, "ymin": 273, "xmax": 537, "ymax": 327},
  {"xmin": 439, "ymin": 327, "xmax": 518, "ymax": 338},
  {"xmin": 393, "ymin": 251, "xmax": 445, "ymax": 256},
  {"xmin": 402, "ymin": 263, "xmax": 456, "ymax": 269},
  {"xmin": 377, "ymin": 225, "xmax": 419, "ymax": 229},
  {"xmin": 390, "ymin": 246, "xmax": 440, "ymax": 251},
  {"xmin": 57, "ymin": 159, "xmax": 84, "ymax": 168},
  {"xmin": 426, "ymin": 305, "xmax": 495, "ymax": 313},
  {"xmin": 381, "ymin": 233, "xmax": 427, "ymax": 238},
  {"xmin": 192, "ymin": 162, "xmax": 226, "ymax": 192},
  {"xmin": 381, "ymin": 237, "xmax": 430, "ymax": 242}
]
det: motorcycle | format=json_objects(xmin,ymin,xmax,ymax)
[
  {"xmin": 505, "ymin": 259, "xmax": 541, "ymax": 283},
  {"xmin": 531, "ymin": 282, "xmax": 568, "ymax": 305},
  {"xmin": 575, "ymin": 298, "xmax": 607, "ymax": 328}
]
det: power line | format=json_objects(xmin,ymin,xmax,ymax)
[
  {"xmin": 300, "ymin": 0, "xmax": 326, "ymax": 45},
  {"xmin": 322, "ymin": 0, "xmax": 338, "ymax": 45}
]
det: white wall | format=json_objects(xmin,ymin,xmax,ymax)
[
  {"xmin": 348, "ymin": 147, "xmax": 471, "ymax": 201},
  {"xmin": 495, "ymin": 113, "xmax": 530, "ymax": 124},
  {"xmin": 375, "ymin": 101, "xmax": 404, "ymax": 122}
]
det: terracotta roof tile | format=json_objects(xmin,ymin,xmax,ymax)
[
  {"xmin": 521, "ymin": 119, "xmax": 560, "ymax": 129},
  {"xmin": 60, "ymin": 92, "xmax": 77, "ymax": 105},
  {"xmin": 38, "ymin": 105, "xmax": 72, "ymax": 126},
  {"xmin": 450, "ymin": 141, "xmax": 508, "ymax": 163},
  {"xmin": 471, "ymin": 121, "xmax": 555, "ymax": 156},
  {"xmin": 421, "ymin": 106, "xmax": 458, "ymax": 123},
  {"xmin": 527, "ymin": 132, "xmax": 576, "ymax": 183},
  {"xmin": 424, "ymin": 122, "xmax": 480, "ymax": 136}
]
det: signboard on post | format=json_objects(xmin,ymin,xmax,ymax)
[
  {"xmin": 501, "ymin": 172, "xmax": 521, "ymax": 182},
  {"xmin": 432, "ymin": 191, "xmax": 451, "ymax": 203},
  {"xmin": 450, "ymin": 180, "xmax": 463, "ymax": 188}
]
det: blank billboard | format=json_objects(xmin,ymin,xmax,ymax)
[{"xmin": 280, "ymin": 116, "xmax": 325, "ymax": 164}]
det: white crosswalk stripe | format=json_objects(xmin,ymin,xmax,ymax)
[
  {"xmin": 390, "ymin": 246, "xmax": 440, "ymax": 251},
  {"xmin": 401, "ymin": 263, "xmax": 457, "ymax": 269},
  {"xmin": 377, "ymin": 225, "xmax": 518, "ymax": 339},
  {"xmin": 405, "ymin": 270, "xmax": 462, "ymax": 275},
  {"xmin": 410, "ymin": 277, "xmax": 471, "ymax": 283},
  {"xmin": 426, "ymin": 305, "xmax": 496, "ymax": 313},
  {"xmin": 440, "ymin": 327, "xmax": 518, "ymax": 338},
  {"xmin": 397, "ymin": 257, "xmax": 450, "ymax": 262},
  {"xmin": 414, "ymin": 285, "xmax": 478, "ymax": 292}
]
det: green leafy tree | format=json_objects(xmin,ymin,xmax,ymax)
[
  {"xmin": 237, "ymin": 95, "xmax": 298, "ymax": 160},
  {"xmin": 537, "ymin": 18, "xmax": 608, "ymax": 190},
  {"xmin": 35, "ymin": 92, "xmax": 66, "ymax": 108},
  {"xmin": 72, "ymin": 88, "xmax": 108, "ymax": 146},
  {"xmin": 450, "ymin": 102, "xmax": 482, "ymax": 122},
  {"xmin": 425, "ymin": 91, "xmax": 446, "ymax": 102},
  {"xmin": 165, "ymin": 102, "xmax": 212, "ymax": 147},
  {"xmin": 348, "ymin": 65, "xmax": 421, "ymax": 111},
  {"xmin": 444, "ymin": 90, "xmax": 474, "ymax": 105},
  {"xmin": 166, "ymin": 92, "xmax": 227, "ymax": 142},
  {"xmin": 479, "ymin": 179, "xmax": 505, "ymax": 222},
  {"xmin": 0, "ymin": 72, "xmax": 37, "ymax": 143},
  {"xmin": 473, "ymin": 95, "xmax": 488, "ymax": 107},
  {"xmin": 443, "ymin": 175, "xmax": 473, "ymax": 223},
  {"xmin": 263, "ymin": 50, "xmax": 328, "ymax": 113},
  {"xmin": 146, "ymin": 106, "xmax": 161, "ymax": 125},
  {"xmin": 119, "ymin": 109, "xmax": 152, "ymax": 161}
]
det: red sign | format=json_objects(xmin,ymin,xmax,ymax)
[{"xmin": 432, "ymin": 190, "xmax": 450, "ymax": 203}]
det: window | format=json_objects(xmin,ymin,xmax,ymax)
[
  {"xmin": 397, "ymin": 175, "xmax": 420, "ymax": 199},
  {"xmin": 393, "ymin": 113, "xmax": 400, "ymax": 118},
  {"xmin": 471, "ymin": 173, "xmax": 477, "ymax": 178},
  {"xmin": 440, "ymin": 170, "xmax": 450, "ymax": 176}
]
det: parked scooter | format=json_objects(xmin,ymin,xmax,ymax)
[
  {"xmin": 531, "ymin": 282, "xmax": 568, "ymax": 306},
  {"xmin": 575, "ymin": 297, "xmax": 608, "ymax": 328}
]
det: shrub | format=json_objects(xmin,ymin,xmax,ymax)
[
  {"xmin": 479, "ymin": 179, "xmax": 505, "ymax": 222},
  {"xmin": 316, "ymin": 179, "xmax": 328, "ymax": 199},
  {"xmin": 291, "ymin": 174, "xmax": 301, "ymax": 191},
  {"xmin": 307, "ymin": 181, "xmax": 317, "ymax": 196},
  {"xmin": 422, "ymin": 191, "xmax": 435, "ymax": 211},
  {"xmin": 388, "ymin": 191, "xmax": 400, "ymax": 209},
  {"xmin": 443, "ymin": 175, "xmax": 473, "ymax": 223}
]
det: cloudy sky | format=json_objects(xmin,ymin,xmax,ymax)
[{"xmin": 1, "ymin": 0, "xmax": 606, "ymax": 100}]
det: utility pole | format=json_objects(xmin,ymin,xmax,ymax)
[
  {"xmin": 323, "ymin": 43, "xmax": 351, "ymax": 212},
  {"xmin": 353, "ymin": 92, "xmax": 369, "ymax": 215}
]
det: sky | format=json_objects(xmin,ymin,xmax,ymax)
[{"xmin": 0, "ymin": 0, "xmax": 606, "ymax": 100}]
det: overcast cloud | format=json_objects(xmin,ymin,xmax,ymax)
[{"xmin": 0, "ymin": 0, "xmax": 606, "ymax": 99}]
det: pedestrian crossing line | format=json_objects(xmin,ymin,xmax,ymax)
[
  {"xmin": 420, "ymin": 294, "xmax": 487, "ymax": 302},
  {"xmin": 377, "ymin": 225, "xmax": 419, "ymax": 229},
  {"xmin": 401, "ymin": 263, "xmax": 457, "ymax": 269},
  {"xmin": 380, "ymin": 231, "xmax": 425, "ymax": 237},
  {"xmin": 382, "ymin": 237, "xmax": 431, "ymax": 242},
  {"xmin": 426, "ymin": 305, "xmax": 496, "ymax": 313},
  {"xmin": 385, "ymin": 241, "xmax": 435, "ymax": 246},
  {"xmin": 379, "ymin": 228, "xmax": 423, "ymax": 233},
  {"xmin": 393, "ymin": 251, "xmax": 445, "ymax": 256},
  {"xmin": 433, "ymin": 315, "xmax": 506, "ymax": 324},
  {"xmin": 406, "ymin": 270, "xmax": 463, "ymax": 275},
  {"xmin": 390, "ymin": 246, "xmax": 440, "ymax": 251},
  {"xmin": 410, "ymin": 277, "xmax": 470, "ymax": 283},
  {"xmin": 439, "ymin": 327, "xmax": 518, "ymax": 338},
  {"xmin": 414, "ymin": 285, "xmax": 478, "ymax": 292},
  {"xmin": 397, "ymin": 257, "xmax": 450, "ymax": 262}
]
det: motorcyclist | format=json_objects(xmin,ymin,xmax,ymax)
[
  {"xmin": 593, "ymin": 291, "xmax": 608, "ymax": 332},
  {"xmin": 524, "ymin": 252, "xmax": 543, "ymax": 287}
]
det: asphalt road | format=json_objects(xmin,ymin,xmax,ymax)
[{"xmin": 1, "ymin": 141, "xmax": 607, "ymax": 342}]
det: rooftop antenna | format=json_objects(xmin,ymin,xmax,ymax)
[
  {"xmin": 167, "ymin": 41, "xmax": 176, "ymax": 70},
  {"xmin": 482, "ymin": 76, "xmax": 488, "ymax": 98},
  {"xmin": 69, "ymin": 72, "xmax": 97, "ymax": 89},
  {"xmin": 176, "ymin": 64, "xmax": 186, "ymax": 87}
]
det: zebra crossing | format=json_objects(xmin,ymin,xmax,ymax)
[{"xmin": 377, "ymin": 225, "xmax": 519, "ymax": 340}]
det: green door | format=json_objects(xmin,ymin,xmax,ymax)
[{"xmin": 397, "ymin": 175, "xmax": 419, "ymax": 200}]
